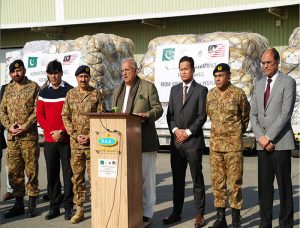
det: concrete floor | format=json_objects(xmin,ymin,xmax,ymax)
[{"xmin": 0, "ymin": 148, "xmax": 299, "ymax": 228}]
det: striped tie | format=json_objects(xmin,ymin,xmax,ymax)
[{"xmin": 183, "ymin": 86, "xmax": 188, "ymax": 104}]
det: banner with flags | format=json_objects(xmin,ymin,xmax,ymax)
[
  {"xmin": 22, "ymin": 51, "xmax": 81, "ymax": 87},
  {"xmin": 155, "ymin": 40, "xmax": 229, "ymax": 102}
]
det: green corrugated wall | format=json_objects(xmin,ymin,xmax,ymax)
[
  {"xmin": 1, "ymin": 5, "xmax": 298, "ymax": 55},
  {"xmin": 1, "ymin": 0, "xmax": 55, "ymax": 24},
  {"xmin": 63, "ymin": 0, "xmax": 292, "ymax": 20}
]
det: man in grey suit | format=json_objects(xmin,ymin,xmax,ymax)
[
  {"xmin": 164, "ymin": 56, "xmax": 208, "ymax": 227},
  {"xmin": 250, "ymin": 48, "xmax": 296, "ymax": 228}
]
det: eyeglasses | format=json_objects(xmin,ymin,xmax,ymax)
[{"xmin": 121, "ymin": 68, "xmax": 135, "ymax": 73}]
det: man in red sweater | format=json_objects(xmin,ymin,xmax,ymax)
[{"xmin": 36, "ymin": 60, "xmax": 73, "ymax": 220}]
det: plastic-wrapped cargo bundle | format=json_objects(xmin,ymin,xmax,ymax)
[
  {"xmin": 197, "ymin": 32, "xmax": 269, "ymax": 97},
  {"xmin": 139, "ymin": 34, "xmax": 199, "ymax": 82},
  {"xmin": 281, "ymin": 27, "xmax": 300, "ymax": 128},
  {"xmin": 74, "ymin": 33, "xmax": 134, "ymax": 101},
  {"xmin": 6, "ymin": 33, "xmax": 134, "ymax": 109},
  {"xmin": 23, "ymin": 40, "xmax": 78, "ymax": 54},
  {"xmin": 139, "ymin": 32, "xmax": 269, "ymax": 98},
  {"xmin": 281, "ymin": 47, "xmax": 300, "ymax": 76},
  {"xmin": 288, "ymin": 27, "xmax": 300, "ymax": 48}
]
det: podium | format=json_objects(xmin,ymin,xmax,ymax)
[{"xmin": 85, "ymin": 113, "xmax": 145, "ymax": 228}]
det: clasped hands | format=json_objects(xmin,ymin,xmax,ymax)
[
  {"xmin": 258, "ymin": 135, "xmax": 275, "ymax": 152},
  {"xmin": 77, "ymin": 134, "xmax": 89, "ymax": 145},
  {"xmin": 175, "ymin": 129, "xmax": 189, "ymax": 144},
  {"xmin": 50, "ymin": 130, "xmax": 63, "ymax": 142},
  {"xmin": 9, "ymin": 123, "xmax": 25, "ymax": 136}
]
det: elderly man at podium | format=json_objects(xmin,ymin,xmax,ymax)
[{"xmin": 112, "ymin": 58, "xmax": 163, "ymax": 223}]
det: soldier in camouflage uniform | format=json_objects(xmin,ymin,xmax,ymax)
[
  {"xmin": 62, "ymin": 65, "xmax": 104, "ymax": 224},
  {"xmin": 206, "ymin": 63, "xmax": 250, "ymax": 228},
  {"xmin": 0, "ymin": 60, "xmax": 40, "ymax": 219}
]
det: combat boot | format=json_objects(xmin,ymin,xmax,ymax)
[
  {"xmin": 70, "ymin": 205, "xmax": 84, "ymax": 224},
  {"xmin": 209, "ymin": 207, "xmax": 228, "ymax": 228},
  {"xmin": 27, "ymin": 196, "xmax": 37, "ymax": 218},
  {"xmin": 232, "ymin": 208, "xmax": 242, "ymax": 228},
  {"xmin": 4, "ymin": 197, "xmax": 25, "ymax": 218}
]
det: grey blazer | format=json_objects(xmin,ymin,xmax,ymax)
[
  {"xmin": 250, "ymin": 72, "xmax": 296, "ymax": 150},
  {"xmin": 167, "ymin": 80, "xmax": 208, "ymax": 151}
]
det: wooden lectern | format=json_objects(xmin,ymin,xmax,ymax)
[{"xmin": 85, "ymin": 113, "xmax": 145, "ymax": 228}]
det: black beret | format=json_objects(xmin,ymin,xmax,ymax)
[
  {"xmin": 75, "ymin": 65, "xmax": 90, "ymax": 77},
  {"xmin": 9, "ymin": 59, "xmax": 25, "ymax": 73},
  {"xmin": 213, "ymin": 63, "xmax": 230, "ymax": 75}
]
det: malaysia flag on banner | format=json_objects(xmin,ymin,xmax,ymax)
[
  {"xmin": 208, "ymin": 44, "xmax": 225, "ymax": 57},
  {"xmin": 63, "ymin": 54, "xmax": 77, "ymax": 65}
]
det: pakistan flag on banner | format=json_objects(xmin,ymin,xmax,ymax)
[
  {"xmin": 28, "ymin": 57, "xmax": 38, "ymax": 68},
  {"xmin": 162, "ymin": 48, "xmax": 175, "ymax": 61}
]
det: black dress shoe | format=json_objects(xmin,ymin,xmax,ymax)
[
  {"xmin": 209, "ymin": 217, "xmax": 228, "ymax": 228},
  {"xmin": 2, "ymin": 192, "xmax": 14, "ymax": 201},
  {"xmin": 4, "ymin": 206, "xmax": 25, "ymax": 218},
  {"xmin": 42, "ymin": 194, "xmax": 50, "ymax": 201},
  {"xmin": 143, "ymin": 216, "xmax": 150, "ymax": 222},
  {"xmin": 45, "ymin": 209, "xmax": 60, "ymax": 220},
  {"xmin": 27, "ymin": 196, "xmax": 37, "ymax": 218},
  {"xmin": 162, "ymin": 213, "xmax": 181, "ymax": 225},
  {"xmin": 64, "ymin": 208, "xmax": 73, "ymax": 220},
  {"xmin": 27, "ymin": 210, "xmax": 37, "ymax": 218}
]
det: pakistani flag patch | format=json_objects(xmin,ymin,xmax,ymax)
[
  {"xmin": 162, "ymin": 48, "xmax": 175, "ymax": 61},
  {"xmin": 28, "ymin": 57, "xmax": 38, "ymax": 68}
]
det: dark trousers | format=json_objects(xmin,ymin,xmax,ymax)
[
  {"xmin": 44, "ymin": 142, "xmax": 73, "ymax": 210},
  {"xmin": 170, "ymin": 145, "xmax": 205, "ymax": 216},
  {"xmin": 258, "ymin": 150, "xmax": 294, "ymax": 228}
]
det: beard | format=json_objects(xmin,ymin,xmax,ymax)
[{"xmin": 13, "ymin": 75, "xmax": 24, "ymax": 82}]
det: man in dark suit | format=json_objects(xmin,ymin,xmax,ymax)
[
  {"xmin": 165, "ymin": 56, "xmax": 208, "ymax": 227},
  {"xmin": 250, "ymin": 48, "xmax": 296, "ymax": 228}
]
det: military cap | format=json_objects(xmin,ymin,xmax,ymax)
[
  {"xmin": 9, "ymin": 59, "xmax": 25, "ymax": 73},
  {"xmin": 213, "ymin": 63, "xmax": 230, "ymax": 75},
  {"xmin": 75, "ymin": 65, "xmax": 90, "ymax": 77}
]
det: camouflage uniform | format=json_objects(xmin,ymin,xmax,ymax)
[
  {"xmin": 0, "ymin": 77, "xmax": 40, "ymax": 197},
  {"xmin": 206, "ymin": 83, "xmax": 250, "ymax": 209},
  {"xmin": 62, "ymin": 86, "xmax": 104, "ymax": 206}
]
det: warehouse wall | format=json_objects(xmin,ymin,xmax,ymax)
[{"xmin": 1, "ymin": 5, "xmax": 298, "ymax": 55}]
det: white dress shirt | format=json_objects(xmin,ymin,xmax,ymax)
[
  {"xmin": 264, "ymin": 71, "xmax": 279, "ymax": 92},
  {"xmin": 122, "ymin": 85, "xmax": 131, "ymax": 113},
  {"xmin": 172, "ymin": 80, "xmax": 193, "ymax": 136}
]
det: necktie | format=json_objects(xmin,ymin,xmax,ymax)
[
  {"xmin": 183, "ymin": 86, "xmax": 188, "ymax": 104},
  {"xmin": 264, "ymin": 78, "xmax": 272, "ymax": 109}
]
